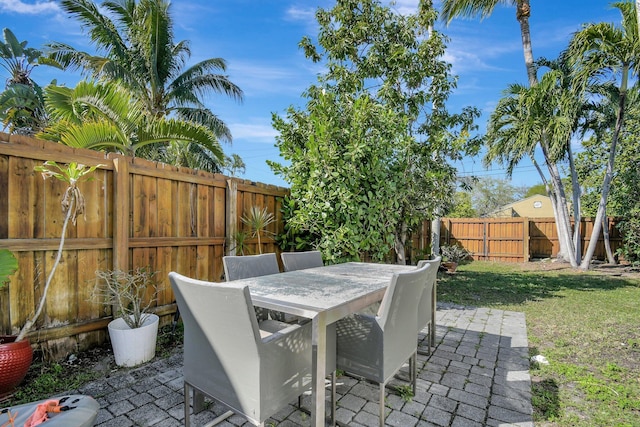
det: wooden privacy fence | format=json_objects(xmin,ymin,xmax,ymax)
[
  {"xmin": 428, "ymin": 217, "xmax": 622, "ymax": 263},
  {"xmin": 0, "ymin": 133, "xmax": 626, "ymax": 356},
  {"xmin": 0, "ymin": 133, "xmax": 287, "ymax": 357}
]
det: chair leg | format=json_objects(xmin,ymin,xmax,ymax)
[
  {"xmin": 417, "ymin": 323, "xmax": 432, "ymax": 356},
  {"xmin": 330, "ymin": 371, "xmax": 336, "ymax": 427},
  {"xmin": 379, "ymin": 381, "xmax": 386, "ymax": 427},
  {"xmin": 411, "ymin": 352, "xmax": 417, "ymax": 395},
  {"xmin": 184, "ymin": 382, "xmax": 191, "ymax": 427}
]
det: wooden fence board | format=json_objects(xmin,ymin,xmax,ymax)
[
  {"xmin": 438, "ymin": 217, "xmax": 622, "ymax": 262},
  {"xmin": 1, "ymin": 133, "xmax": 288, "ymax": 353},
  {"xmin": 0, "ymin": 155, "xmax": 8, "ymax": 239}
]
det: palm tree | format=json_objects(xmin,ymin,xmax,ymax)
[
  {"xmin": 0, "ymin": 28, "xmax": 42, "ymax": 87},
  {"xmin": 46, "ymin": 0, "xmax": 242, "ymax": 162},
  {"xmin": 440, "ymin": 1, "xmax": 594, "ymax": 264},
  {"xmin": 568, "ymin": 1, "xmax": 639, "ymax": 269},
  {"xmin": 484, "ymin": 60, "xmax": 595, "ymax": 266},
  {"xmin": 440, "ymin": 0, "xmax": 536, "ymax": 86},
  {"xmin": 0, "ymin": 28, "xmax": 60, "ymax": 134},
  {"xmin": 241, "ymin": 206, "xmax": 275, "ymax": 254},
  {"xmin": 40, "ymin": 80, "xmax": 223, "ymax": 160}
]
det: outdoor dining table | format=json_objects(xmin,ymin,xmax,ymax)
[{"xmin": 237, "ymin": 261, "xmax": 414, "ymax": 427}]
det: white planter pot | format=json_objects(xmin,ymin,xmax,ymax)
[{"xmin": 108, "ymin": 314, "xmax": 159, "ymax": 367}]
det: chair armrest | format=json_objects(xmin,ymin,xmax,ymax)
[{"xmin": 261, "ymin": 322, "xmax": 304, "ymax": 344}]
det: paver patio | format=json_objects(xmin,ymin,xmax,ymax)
[{"xmin": 78, "ymin": 303, "xmax": 534, "ymax": 427}]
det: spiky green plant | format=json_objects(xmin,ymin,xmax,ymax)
[{"xmin": 241, "ymin": 206, "xmax": 275, "ymax": 254}]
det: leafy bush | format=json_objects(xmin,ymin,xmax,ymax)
[{"xmin": 616, "ymin": 208, "xmax": 640, "ymax": 265}]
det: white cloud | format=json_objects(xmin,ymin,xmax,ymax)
[
  {"xmin": 226, "ymin": 60, "xmax": 311, "ymax": 96},
  {"xmin": 0, "ymin": 0, "xmax": 59, "ymax": 14},
  {"xmin": 229, "ymin": 123, "xmax": 278, "ymax": 143},
  {"xmin": 285, "ymin": 5, "xmax": 316, "ymax": 22}
]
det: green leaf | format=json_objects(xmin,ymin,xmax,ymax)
[{"xmin": 0, "ymin": 249, "xmax": 18, "ymax": 289}]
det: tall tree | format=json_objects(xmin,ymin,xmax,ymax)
[
  {"xmin": 273, "ymin": 0, "xmax": 479, "ymax": 263},
  {"xmin": 272, "ymin": 90, "xmax": 408, "ymax": 263},
  {"xmin": 440, "ymin": 0, "xmax": 536, "ymax": 86},
  {"xmin": 484, "ymin": 64, "xmax": 588, "ymax": 266},
  {"xmin": 569, "ymin": 1, "xmax": 639, "ymax": 269},
  {"xmin": 46, "ymin": 0, "xmax": 242, "ymax": 169},
  {"xmin": 441, "ymin": 1, "xmax": 592, "ymax": 265}
]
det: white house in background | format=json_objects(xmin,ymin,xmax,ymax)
[{"xmin": 486, "ymin": 194, "xmax": 556, "ymax": 218}]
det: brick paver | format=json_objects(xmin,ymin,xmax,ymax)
[{"xmin": 79, "ymin": 303, "xmax": 533, "ymax": 426}]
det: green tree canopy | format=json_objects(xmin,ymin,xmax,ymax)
[
  {"xmin": 525, "ymin": 183, "xmax": 547, "ymax": 198},
  {"xmin": 272, "ymin": 0, "xmax": 479, "ymax": 263}
]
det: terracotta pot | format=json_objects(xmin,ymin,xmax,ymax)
[
  {"xmin": 441, "ymin": 261, "xmax": 458, "ymax": 273},
  {"xmin": 0, "ymin": 335, "xmax": 33, "ymax": 397}
]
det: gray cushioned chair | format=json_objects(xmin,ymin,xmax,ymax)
[
  {"xmin": 281, "ymin": 250, "xmax": 324, "ymax": 272},
  {"xmin": 169, "ymin": 272, "xmax": 315, "ymax": 427},
  {"xmin": 223, "ymin": 253, "xmax": 280, "ymax": 281},
  {"xmin": 416, "ymin": 256, "xmax": 441, "ymax": 355},
  {"xmin": 335, "ymin": 264, "xmax": 430, "ymax": 427},
  {"xmin": 223, "ymin": 253, "xmax": 280, "ymax": 322}
]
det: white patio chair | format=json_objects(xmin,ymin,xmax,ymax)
[
  {"xmin": 222, "ymin": 253, "xmax": 336, "ymax": 424},
  {"xmin": 170, "ymin": 272, "xmax": 327, "ymax": 426},
  {"xmin": 335, "ymin": 263, "xmax": 429, "ymax": 427},
  {"xmin": 416, "ymin": 256, "xmax": 441, "ymax": 355}
]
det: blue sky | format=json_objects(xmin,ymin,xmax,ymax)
[{"xmin": 0, "ymin": 0, "xmax": 622, "ymax": 188}]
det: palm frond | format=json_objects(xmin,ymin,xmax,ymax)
[
  {"xmin": 170, "ymin": 59, "xmax": 244, "ymax": 101},
  {"xmin": 440, "ymin": 0, "xmax": 506, "ymax": 24},
  {"xmin": 174, "ymin": 106, "xmax": 233, "ymax": 142},
  {"xmin": 60, "ymin": 120, "xmax": 128, "ymax": 151},
  {"xmin": 60, "ymin": 0, "xmax": 129, "ymax": 60}
]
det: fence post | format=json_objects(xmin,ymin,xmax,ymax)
[
  {"xmin": 483, "ymin": 220, "xmax": 488, "ymax": 261},
  {"xmin": 226, "ymin": 179, "xmax": 237, "ymax": 256},
  {"xmin": 112, "ymin": 157, "xmax": 129, "ymax": 272},
  {"xmin": 523, "ymin": 217, "xmax": 530, "ymax": 262}
]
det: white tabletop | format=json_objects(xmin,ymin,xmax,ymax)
[
  {"xmin": 243, "ymin": 262, "xmax": 412, "ymax": 319},
  {"xmin": 233, "ymin": 261, "xmax": 414, "ymax": 427}
]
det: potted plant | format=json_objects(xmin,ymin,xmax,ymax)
[
  {"xmin": 0, "ymin": 249, "xmax": 29, "ymax": 397},
  {"xmin": 440, "ymin": 244, "xmax": 471, "ymax": 273},
  {"xmin": 0, "ymin": 161, "xmax": 99, "ymax": 397},
  {"xmin": 91, "ymin": 268, "xmax": 160, "ymax": 367}
]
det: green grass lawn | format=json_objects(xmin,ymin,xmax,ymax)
[{"xmin": 439, "ymin": 261, "xmax": 640, "ymax": 427}]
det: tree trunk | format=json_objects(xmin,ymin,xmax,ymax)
[
  {"xmin": 516, "ymin": 0, "xmax": 537, "ymax": 87},
  {"xmin": 531, "ymin": 157, "xmax": 574, "ymax": 265},
  {"xmin": 602, "ymin": 213, "xmax": 616, "ymax": 264},
  {"xmin": 394, "ymin": 222, "xmax": 408, "ymax": 265},
  {"xmin": 540, "ymin": 141, "xmax": 577, "ymax": 266},
  {"xmin": 17, "ymin": 192, "xmax": 76, "ymax": 342},
  {"xmin": 568, "ymin": 145, "xmax": 582, "ymax": 264},
  {"xmin": 637, "ymin": 0, "xmax": 640, "ymax": 41},
  {"xmin": 431, "ymin": 217, "xmax": 441, "ymax": 258},
  {"xmin": 580, "ymin": 70, "xmax": 627, "ymax": 269}
]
